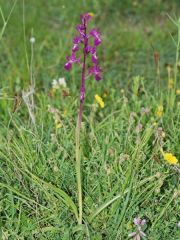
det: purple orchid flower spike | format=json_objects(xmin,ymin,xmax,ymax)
[
  {"xmin": 64, "ymin": 12, "xmax": 102, "ymax": 100},
  {"xmin": 64, "ymin": 12, "xmax": 102, "ymax": 225},
  {"xmin": 64, "ymin": 13, "xmax": 102, "ymax": 84}
]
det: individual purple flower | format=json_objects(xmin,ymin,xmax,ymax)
[
  {"xmin": 76, "ymin": 25, "xmax": 85, "ymax": 37},
  {"xmin": 64, "ymin": 53, "xmax": 80, "ymax": 71},
  {"xmin": 73, "ymin": 36, "xmax": 82, "ymax": 44},
  {"xmin": 94, "ymin": 38, "xmax": 101, "ymax": 46},
  {"xmin": 80, "ymin": 13, "xmax": 92, "ymax": 25},
  {"xmin": 72, "ymin": 36, "xmax": 82, "ymax": 52},
  {"xmin": 88, "ymin": 65, "xmax": 102, "ymax": 81},
  {"xmin": 92, "ymin": 52, "xmax": 98, "ymax": 64},
  {"xmin": 95, "ymin": 74, "xmax": 101, "ymax": 81},
  {"xmin": 134, "ymin": 217, "xmax": 146, "ymax": 226},
  {"xmin": 72, "ymin": 44, "xmax": 79, "ymax": 52},
  {"xmin": 90, "ymin": 28, "xmax": 101, "ymax": 38},
  {"xmin": 85, "ymin": 45, "xmax": 96, "ymax": 54},
  {"xmin": 64, "ymin": 62, "xmax": 72, "ymax": 71},
  {"xmin": 90, "ymin": 28, "xmax": 102, "ymax": 46},
  {"xmin": 66, "ymin": 53, "xmax": 80, "ymax": 63},
  {"xmin": 134, "ymin": 217, "xmax": 141, "ymax": 225}
]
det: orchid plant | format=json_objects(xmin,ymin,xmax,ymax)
[{"xmin": 64, "ymin": 13, "xmax": 102, "ymax": 224}]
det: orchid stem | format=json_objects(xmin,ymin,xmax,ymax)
[
  {"xmin": 76, "ymin": 103, "xmax": 83, "ymax": 225},
  {"xmin": 75, "ymin": 23, "xmax": 88, "ymax": 225}
]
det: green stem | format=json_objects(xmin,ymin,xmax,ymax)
[
  {"xmin": 76, "ymin": 103, "xmax": 83, "ymax": 224},
  {"xmin": 75, "ymin": 19, "xmax": 88, "ymax": 225}
]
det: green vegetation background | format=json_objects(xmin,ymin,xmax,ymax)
[{"xmin": 0, "ymin": 0, "xmax": 180, "ymax": 239}]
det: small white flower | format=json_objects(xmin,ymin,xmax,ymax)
[
  {"xmin": 30, "ymin": 37, "xmax": 35, "ymax": 44},
  {"xmin": 52, "ymin": 77, "xmax": 66, "ymax": 89},
  {"xmin": 52, "ymin": 79, "xmax": 58, "ymax": 88},
  {"xmin": 178, "ymin": 222, "xmax": 180, "ymax": 228},
  {"xmin": 58, "ymin": 77, "xmax": 66, "ymax": 87}
]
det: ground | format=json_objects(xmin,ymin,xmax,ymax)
[{"xmin": 0, "ymin": 0, "xmax": 180, "ymax": 239}]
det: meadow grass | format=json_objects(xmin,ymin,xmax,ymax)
[{"xmin": 0, "ymin": 0, "xmax": 180, "ymax": 239}]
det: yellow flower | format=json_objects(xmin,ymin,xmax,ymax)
[
  {"xmin": 95, "ymin": 94, "xmax": 105, "ymax": 108},
  {"xmin": 153, "ymin": 122, "xmax": 157, "ymax": 127},
  {"xmin": 126, "ymin": 223, "xmax": 132, "ymax": 230},
  {"xmin": 168, "ymin": 79, "xmax": 174, "ymax": 89},
  {"xmin": 55, "ymin": 119, "xmax": 62, "ymax": 129},
  {"xmin": 156, "ymin": 105, "xmax": 163, "ymax": 117},
  {"xmin": 88, "ymin": 12, "xmax": 94, "ymax": 17},
  {"xmin": 56, "ymin": 123, "xmax": 62, "ymax": 129},
  {"xmin": 176, "ymin": 89, "xmax": 180, "ymax": 95},
  {"xmin": 163, "ymin": 153, "xmax": 178, "ymax": 165}
]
